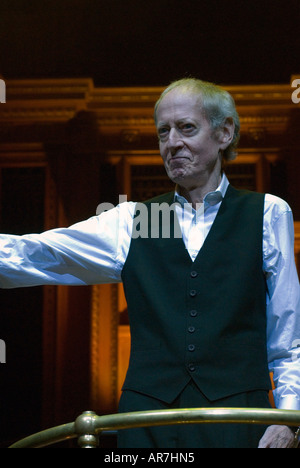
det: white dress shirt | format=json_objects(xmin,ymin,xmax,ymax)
[{"xmin": 0, "ymin": 174, "xmax": 299, "ymax": 410}]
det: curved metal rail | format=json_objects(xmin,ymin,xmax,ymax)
[{"xmin": 9, "ymin": 407, "xmax": 300, "ymax": 448}]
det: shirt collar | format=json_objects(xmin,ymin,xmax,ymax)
[{"xmin": 174, "ymin": 173, "xmax": 229, "ymax": 208}]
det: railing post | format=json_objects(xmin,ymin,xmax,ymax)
[{"xmin": 75, "ymin": 410, "xmax": 99, "ymax": 448}]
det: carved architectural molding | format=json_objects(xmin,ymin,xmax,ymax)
[
  {"xmin": 0, "ymin": 142, "xmax": 46, "ymax": 164},
  {"xmin": 90, "ymin": 284, "xmax": 119, "ymax": 413},
  {"xmin": 1, "ymin": 78, "xmax": 299, "ymax": 148}
]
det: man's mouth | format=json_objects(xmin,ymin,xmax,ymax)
[{"xmin": 169, "ymin": 155, "xmax": 189, "ymax": 164}]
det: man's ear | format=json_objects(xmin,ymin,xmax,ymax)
[{"xmin": 218, "ymin": 117, "xmax": 235, "ymax": 150}]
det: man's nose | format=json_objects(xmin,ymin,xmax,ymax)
[{"xmin": 168, "ymin": 128, "xmax": 184, "ymax": 152}]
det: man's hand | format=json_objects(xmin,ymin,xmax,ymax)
[{"xmin": 258, "ymin": 425, "xmax": 295, "ymax": 448}]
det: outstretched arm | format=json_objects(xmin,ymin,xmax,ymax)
[{"xmin": 0, "ymin": 202, "xmax": 135, "ymax": 288}]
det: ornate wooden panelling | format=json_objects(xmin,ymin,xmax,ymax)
[{"xmin": 90, "ymin": 284, "xmax": 119, "ymax": 413}]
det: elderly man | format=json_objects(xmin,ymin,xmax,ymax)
[{"xmin": 0, "ymin": 78, "xmax": 299, "ymax": 448}]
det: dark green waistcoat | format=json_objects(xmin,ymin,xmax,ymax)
[{"xmin": 121, "ymin": 184, "xmax": 271, "ymax": 403}]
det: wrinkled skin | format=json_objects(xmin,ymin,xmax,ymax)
[{"xmin": 258, "ymin": 425, "xmax": 296, "ymax": 448}]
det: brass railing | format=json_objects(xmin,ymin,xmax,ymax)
[{"xmin": 8, "ymin": 408, "xmax": 300, "ymax": 448}]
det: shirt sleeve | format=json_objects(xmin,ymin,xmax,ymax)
[
  {"xmin": 263, "ymin": 195, "xmax": 300, "ymax": 410},
  {"xmin": 0, "ymin": 201, "xmax": 135, "ymax": 288}
]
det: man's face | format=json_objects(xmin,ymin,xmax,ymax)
[{"xmin": 156, "ymin": 88, "xmax": 226, "ymax": 191}]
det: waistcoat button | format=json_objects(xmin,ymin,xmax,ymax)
[
  {"xmin": 189, "ymin": 289, "xmax": 197, "ymax": 297},
  {"xmin": 190, "ymin": 271, "xmax": 198, "ymax": 278},
  {"xmin": 188, "ymin": 344, "xmax": 195, "ymax": 352},
  {"xmin": 190, "ymin": 310, "xmax": 197, "ymax": 317},
  {"xmin": 188, "ymin": 326, "xmax": 195, "ymax": 333},
  {"xmin": 188, "ymin": 363, "xmax": 195, "ymax": 372}
]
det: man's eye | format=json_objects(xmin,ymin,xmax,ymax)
[
  {"xmin": 158, "ymin": 128, "xmax": 169, "ymax": 138},
  {"xmin": 181, "ymin": 123, "xmax": 195, "ymax": 131}
]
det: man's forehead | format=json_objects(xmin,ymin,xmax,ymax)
[
  {"xmin": 156, "ymin": 88, "xmax": 203, "ymax": 121},
  {"xmin": 160, "ymin": 86, "xmax": 202, "ymax": 104}
]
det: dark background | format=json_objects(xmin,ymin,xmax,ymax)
[{"xmin": 1, "ymin": 0, "xmax": 299, "ymax": 87}]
